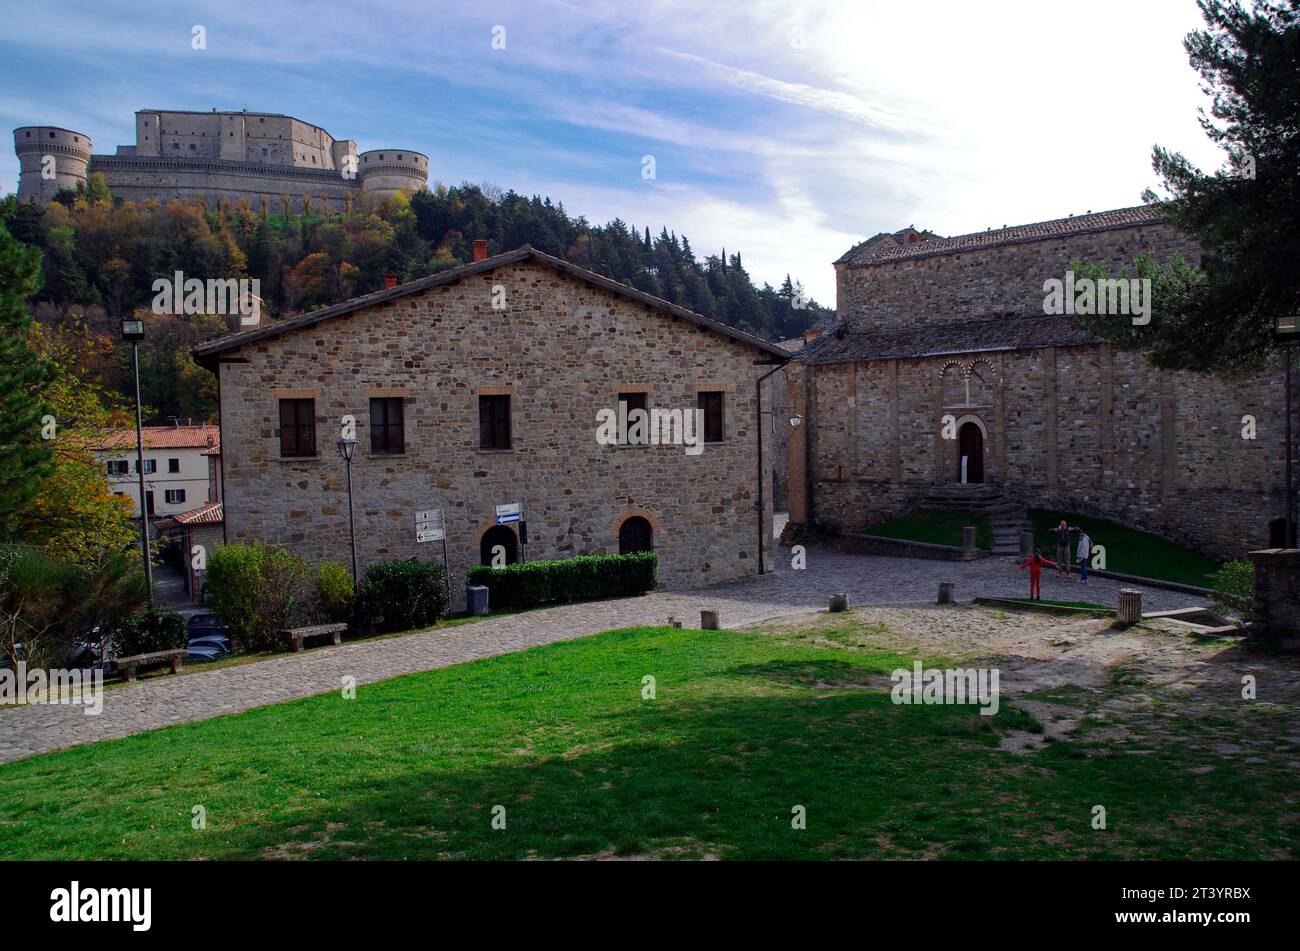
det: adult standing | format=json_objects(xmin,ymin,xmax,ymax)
[{"xmin": 1077, "ymin": 530, "xmax": 1093, "ymax": 583}]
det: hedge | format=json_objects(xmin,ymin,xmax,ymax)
[
  {"xmin": 361, "ymin": 558, "xmax": 450, "ymax": 633},
  {"xmin": 108, "ymin": 609, "xmax": 189, "ymax": 658},
  {"xmin": 466, "ymin": 551, "xmax": 658, "ymax": 610}
]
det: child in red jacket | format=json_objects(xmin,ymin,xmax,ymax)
[{"xmin": 1018, "ymin": 548, "xmax": 1060, "ymax": 600}]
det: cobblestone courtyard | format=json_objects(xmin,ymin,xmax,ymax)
[{"xmin": 0, "ymin": 541, "xmax": 1208, "ymax": 764}]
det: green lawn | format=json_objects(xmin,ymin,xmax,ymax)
[
  {"xmin": 0, "ymin": 621, "xmax": 1290, "ymax": 860},
  {"xmin": 861, "ymin": 508, "xmax": 994, "ymax": 550},
  {"xmin": 998, "ymin": 598, "xmax": 1112, "ymax": 611},
  {"xmin": 1030, "ymin": 509, "xmax": 1221, "ymax": 588}
]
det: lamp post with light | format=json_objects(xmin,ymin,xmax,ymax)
[
  {"xmin": 1275, "ymin": 314, "xmax": 1299, "ymax": 548},
  {"xmin": 122, "ymin": 315, "xmax": 154, "ymax": 607},
  {"xmin": 336, "ymin": 435, "xmax": 361, "ymax": 628}
]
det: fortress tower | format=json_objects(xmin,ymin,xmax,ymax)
[
  {"xmin": 358, "ymin": 149, "xmax": 430, "ymax": 198},
  {"xmin": 14, "ymin": 126, "xmax": 92, "ymax": 201},
  {"xmin": 12, "ymin": 110, "xmax": 428, "ymax": 210}
]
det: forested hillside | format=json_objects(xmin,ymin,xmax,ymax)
[{"xmin": 1, "ymin": 177, "xmax": 831, "ymax": 423}]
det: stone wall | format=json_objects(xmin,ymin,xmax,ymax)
[
  {"xmin": 215, "ymin": 260, "xmax": 775, "ymax": 605},
  {"xmin": 1249, "ymin": 548, "xmax": 1300, "ymax": 639},
  {"xmin": 795, "ymin": 344, "xmax": 1287, "ymax": 561},
  {"xmin": 837, "ymin": 220, "xmax": 1199, "ymax": 333}
]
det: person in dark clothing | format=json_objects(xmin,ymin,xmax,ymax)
[{"xmin": 1054, "ymin": 519, "xmax": 1078, "ymax": 577}]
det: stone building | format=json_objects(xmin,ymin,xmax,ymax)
[
  {"xmin": 13, "ymin": 109, "xmax": 427, "ymax": 209},
  {"xmin": 194, "ymin": 244, "xmax": 788, "ymax": 602},
  {"xmin": 785, "ymin": 205, "xmax": 1292, "ymax": 560}
]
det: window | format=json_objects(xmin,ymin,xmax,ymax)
[
  {"xmin": 370, "ymin": 397, "xmax": 405, "ymax": 454},
  {"xmin": 279, "ymin": 398, "xmax": 317, "ymax": 457},
  {"xmin": 106, "ymin": 460, "xmax": 128, "ymax": 476},
  {"xmin": 168, "ymin": 458, "xmax": 181, "ymax": 473},
  {"xmin": 165, "ymin": 489, "xmax": 186, "ymax": 505},
  {"xmin": 698, "ymin": 391, "xmax": 725, "ymax": 443},
  {"xmin": 619, "ymin": 392, "xmax": 648, "ymax": 445},
  {"xmin": 479, "ymin": 395, "xmax": 511, "ymax": 450},
  {"xmin": 135, "ymin": 459, "xmax": 156, "ymax": 474}
]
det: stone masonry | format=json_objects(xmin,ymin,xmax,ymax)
[
  {"xmin": 788, "ymin": 206, "xmax": 1293, "ymax": 560},
  {"xmin": 195, "ymin": 248, "xmax": 786, "ymax": 604}
]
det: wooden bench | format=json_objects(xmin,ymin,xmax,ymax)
[
  {"xmin": 114, "ymin": 648, "xmax": 186, "ymax": 682},
  {"xmin": 285, "ymin": 623, "xmax": 348, "ymax": 653}
]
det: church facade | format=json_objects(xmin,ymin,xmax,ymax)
[{"xmin": 784, "ymin": 206, "xmax": 1289, "ymax": 560}]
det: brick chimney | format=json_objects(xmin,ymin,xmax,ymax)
[
  {"xmin": 472, "ymin": 239, "xmax": 488, "ymax": 262},
  {"xmin": 384, "ymin": 273, "xmax": 397, "ymax": 289}
]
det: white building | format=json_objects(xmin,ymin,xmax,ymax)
[{"xmin": 93, "ymin": 424, "xmax": 222, "ymax": 519}]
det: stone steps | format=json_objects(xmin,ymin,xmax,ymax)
[{"xmin": 918, "ymin": 484, "xmax": 1032, "ymax": 556}]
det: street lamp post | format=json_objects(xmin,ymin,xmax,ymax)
[
  {"xmin": 122, "ymin": 316, "xmax": 153, "ymax": 607},
  {"xmin": 1275, "ymin": 314, "xmax": 1299, "ymax": 548},
  {"xmin": 336, "ymin": 436, "xmax": 360, "ymax": 625}
]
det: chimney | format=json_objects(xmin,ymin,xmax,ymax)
[
  {"xmin": 384, "ymin": 273, "xmax": 397, "ymax": 289},
  {"xmin": 803, "ymin": 328, "xmax": 822, "ymax": 344},
  {"xmin": 472, "ymin": 239, "xmax": 488, "ymax": 262}
]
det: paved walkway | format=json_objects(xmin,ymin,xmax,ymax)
[{"xmin": 0, "ymin": 541, "xmax": 1205, "ymax": 764}]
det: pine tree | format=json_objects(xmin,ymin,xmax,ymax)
[{"xmin": 0, "ymin": 221, "xmax": 57, "ymax": 539}]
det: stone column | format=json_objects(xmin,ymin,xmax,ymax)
[
  {"xmin": 1116, "ymin": 589, "xmax": 1142, "ymax": 626},
  {"xmin": 700, "ymin": 610, "xmax": 719, "ymax": 630},
  {"xmin": 962, "ymin": 525, "xmax": 977, "ymax": 561},
  {"xmin": 937, "ymin": 581, "xmax": 955, "ymax": 604}
]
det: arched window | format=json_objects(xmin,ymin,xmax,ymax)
[
  {"xmin": 480, "ymin": 526, "xmax": 518, "ymax": 566},
  {"xmin": 618, "ymin": 516, "xmax": 654, "ymax": 554}
]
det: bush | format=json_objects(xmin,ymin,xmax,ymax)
[
  {"xmin": 466, "ymin": 551, "xmax": 657, "ymax": 610},
  {"xmin": 1212, "ymin": 560, "xmax": 1254, "ymax": 621},
  {"xmin": 361, "ymin": 559, "xmax": 449, "ymax": 633},
  {"xmin": 108, "ymin": 609, "xmax": 188, "ymax": 658},
  {"xmin": 317, "ymin": 562, "xmax": 354, "ymax": 623},
  {"xmin": 206, "ymin": 543, "xmax": 317, "ymax": 651}
]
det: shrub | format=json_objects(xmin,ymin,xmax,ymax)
[
  {"xmin": 108, "ymin": 609, "xmax": 188, "ymax": 658},
  {"xmin": 466, "ymin": 551, "xmax": 657, "ymax": 610},
  {"xmin": 206, "ymin": 543, "xmax": 317, "ymax": 651},
  {"xmin": 317, "ymin": 562, "xmax": 354, "ymax": 623},
  {"xmin": 1212, "ymin": 560, "xmax": 1254, "ymax": 621},
  {"xmin": 361, "ymin": 559, "xmax": 450, "ymax": 633}
]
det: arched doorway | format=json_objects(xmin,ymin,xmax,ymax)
[
  {"xmin": 957, "ymin": 422, "xmax": 984, "ymax": 484},
  {"xmin": 480, "ymin": 525, "xmax": 519, "ymax": 566},
  {"xmin": 618, "ymin": 516, "xmax": 654, "ymax": 554}
]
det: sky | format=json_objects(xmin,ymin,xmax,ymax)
[{"xmin": 0, "ymin": 0, "xmax": 1228, "ymax": 305}]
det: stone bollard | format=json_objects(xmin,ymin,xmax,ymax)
[
  {"xmin": 667, "ymin": 616, "xmax": 682, "ymax": 628},
  {"xmin": 962, "ymin": 526, "xmax": 977, "ymax": 561},
  {"xmin": 700, "ymin": 610, "xmax": 719, "ymax": 630},
  {"xmin": 1019, "ymin": 529, "xmax": 1034, "ymax": 560},
  {"xmin": 829, "ymin": 593, "xmax": 848, "ymax": 613},
  {"xmin": 1116, "ymin": 589, "xmax": 1143, "ymax": 626},
  {"xmin": 937, "ymin": 581, "xmax": 955, "ymax": 605}
]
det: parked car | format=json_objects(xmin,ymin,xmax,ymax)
[{"xmin": 186, "ymin": 614, "xmax": 232, "ymax": 662}]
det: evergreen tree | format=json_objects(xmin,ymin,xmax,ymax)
[{"xmin": 0, "ymin": 221, "xmax": 57, "ymax": 539}]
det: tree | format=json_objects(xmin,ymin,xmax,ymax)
[
  {"xmin": 0, "ymin": 222, "xmax": 57, "ymax": 540},
  {"xmin": 1094, "ymin": 0, "xmax": 1300, "ymax": 374}
]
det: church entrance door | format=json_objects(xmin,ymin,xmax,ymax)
[{"xmin": 958, "ymin": 422, "xmax": 984, "ymax": 484}]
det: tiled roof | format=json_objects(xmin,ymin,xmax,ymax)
[
  {"xmin": 173, "ymin": 501, "xmax": 223, "ymax": 526},
  {"xmin": 193, "ymin": 245, "xmax": 790, "ymax": 365},
  {"xmin": 93, "ymin": 425, "xmax": 220, "ymax": 451},
  {"xmin": 777, "ymin": 313, "xmax": 843, "ymax": 351},
  {"xmin": 798, "ymin": 314, "xmax": 1099, "ymax": 365},
  {"xmin": 838, "ymin": 205, "xmax": 1164, "ymax": 268}
]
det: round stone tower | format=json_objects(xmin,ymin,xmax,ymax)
[
  {"xmin": 14, "ymin": 126, "xmax": 92, "ymax": 201},
  {"xmin": 358, "ymin": 149, "xmax": 428, "ymax": 198}
]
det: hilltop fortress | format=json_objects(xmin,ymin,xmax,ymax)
[{"xmin": 14, "ymin": 108, "xmax": 428, "ymax": 209}]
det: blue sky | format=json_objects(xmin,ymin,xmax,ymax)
[{"xmin": 0, "ymin": 0, "xmax": 1225, "ymax": 304}]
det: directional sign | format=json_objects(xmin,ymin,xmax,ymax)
[
  {"xmin": 495, "ymin": 502, "xmax": 522, "ymax": 525},
  {"xmin": 415, "ymin": 508, "xmax": 444, "ymax": 543}
]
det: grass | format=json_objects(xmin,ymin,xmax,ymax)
[
  {"xmin": 1030, "ymin": 509, "xmax": 1221, "ymax": 589},
  {"xmin": 861, "ymin": 508, "xmax": 994, "ymax": 550},
  {"xmin": 997, "ymin": 598, "xmax": 1112, "ymax": 611},
  {"xmin": 0, "ymin": 620, "xmax": 1291, "ymax": 860}
]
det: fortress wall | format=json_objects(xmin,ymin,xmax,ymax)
[{"xmin": 91, "ymin": 156, "xmax": 361, "ymax": 211}]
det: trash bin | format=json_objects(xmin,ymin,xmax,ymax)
[{"xmin": 466, "ymin": 584, "xmax": 489, "ymax": 617}]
